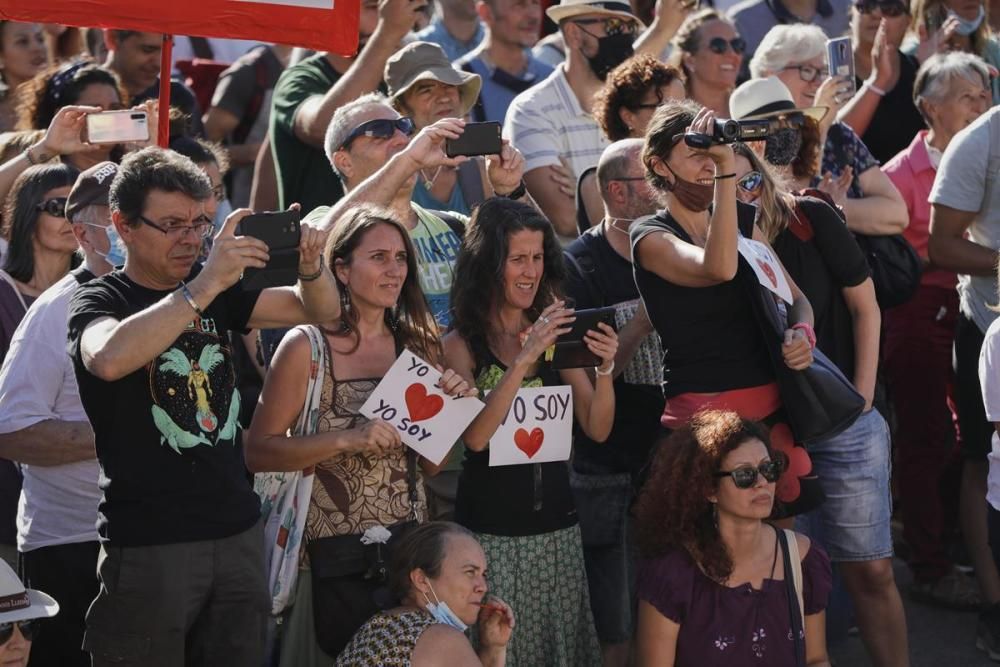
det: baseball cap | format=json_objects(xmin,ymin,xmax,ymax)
[{"xmin": 66, "ymin": 161, "xmax": 118, "ymax": 222}]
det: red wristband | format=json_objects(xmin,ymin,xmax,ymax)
[{"xmin": 791, "ymin": 322, "xmax": 816, "ymax": 349}]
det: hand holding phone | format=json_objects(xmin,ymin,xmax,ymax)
[
  {"xmin": 826, "ymin": 37, "xmax": 856, "ymax": 96},
  {"xmin": 551, "ymin": 306, "xmax": 618, "ymax": 370},
  {"xmin": 83, "ymin": 110, "xmax": 150, "ymax": 144},
  {"xmin": 446, "ymin": 121, "xmax": 502, "ymax": 158}
]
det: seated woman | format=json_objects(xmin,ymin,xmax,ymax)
[
  {"xmin": 634, "ymin": 410, "xmax": 833, "ymax": 667},
  {"xmin": 338, "ymin": 521, "xmax": 515, "ymax": 667}
]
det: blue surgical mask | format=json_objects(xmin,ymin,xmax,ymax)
[
  {"xmin": 85, "ymin": 222, "xmax": 127, "ymax": 268},
  {"xmin": 422, "ymin": 583, "xmax": 468, "ymax": 632},
  {"xmin": 949, "ymin": 5, "xmax": 985, "ymax": 36}
]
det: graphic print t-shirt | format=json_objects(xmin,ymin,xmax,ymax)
[
  {"xmin": 410, "ymin": 203, "xmax": 464, "ymax": 328},
  {"xmin": 67, "ymin": 266, "xmax": 261, "ymax": 546}
]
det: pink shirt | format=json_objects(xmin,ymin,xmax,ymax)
[{"xmin": 882, "ymin": 130, "xmax": 957, "ymax": 291}]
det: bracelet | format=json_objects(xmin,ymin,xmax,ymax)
[
  {"xmin": 865, "ymin": 81, "xmax": 887, "ymax": 97},
  {"xmin": 791, "ymin": 322, "xmax": 817, "ymax": 349},
  {"xmin": 23, "ymin": 145, "xmax": 46, "ymax": 165},
  {"xmin": 714, "ymin": 173, "xmax": 736, "ymax": 180},
  {"xmin": 179, "ymin": 282, "xmax": 204, "ymax": 318},
  {"xmin": 298, "ymin": 257, "xmax": 324, "ymax": 281},
  {"xmin": 595, "ymin": 360, "xmax": 615, "ymax": 376},
  {"xmin": 496, "ymin": 180, "xmax": 527, "ymax": 200}
]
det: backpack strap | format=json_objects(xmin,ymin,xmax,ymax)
[
  {"xmin": 460, "ymin": 60, "xmax": 487, "ymax": 123},
  {"xmin": 562, "ymin": 236, "xmax": 604, "ymax": 308},
  {"xmin": 456, "ymin": 159, "xmax": 486, "ymax": 210}
]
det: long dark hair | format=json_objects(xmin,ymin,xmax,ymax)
[
  {"xmin": 450, "ymin": 198, "xmax": 565, "ymax": 367},
  {"xmin": 2, "ymin": 163, "xmax": 80, "ymax": 282},
  {"xmin": 324, "ymin": 204, "xmax": 441, "ymax": 362},
  {"xmin": 634, "ymin": 410, "xmax": 773, "ymax": 582}
]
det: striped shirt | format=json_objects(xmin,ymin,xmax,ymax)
[{"xmin": 504, "ymin": 65, "xmax": 608, "ymax": 182}]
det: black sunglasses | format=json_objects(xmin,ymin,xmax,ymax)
[
  {"xmin": 0, "ymin": 619, "xmax": 40, "ymax": 645},
  {"xmin": 714, "ymin": 459, "xmax": 783, "ymax": 489},
  {"xmin": 854, "ymin": 0, "xmax": 908, "ymax": 16},
  {"xmin": 706, "ymin": 36, "xmax": 746, "ymax": 55},
  {"xmin": 572, "ymin": 16, "xmax": 640, "ymax": 37},
  {"xmin": 338, "ymin": 117, "xmax": 415, "ymax": 152},
  {"xmin": 35, "ymin": 198, "xmax": 68, "ymax": 218}
]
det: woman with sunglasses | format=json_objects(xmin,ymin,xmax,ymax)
[
  {"xmin": 667, "ymin": 9, "xmax": 745, "ymax": 118},
  {"xmin": 634, "ymin": 409, "xmax": 832, "ymax": 667},
  {"xmin": 0, "ymin": 557, "xmax": 59, "ymax": 667}
]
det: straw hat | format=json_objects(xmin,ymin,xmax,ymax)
[
  {"xmin": 546, "ymin": 0, "xmax": 645, "ymax": 28},
  {"xmin": 729, "ymin": 76, "xmax": 827, "ymax": 123},
  {"xmin": 385, "ymin": 42, "xmax": 482, "ymax": 117},
  {"xmin": 0, "ymin": 559, "xmax": 58, "ymax": 624}
]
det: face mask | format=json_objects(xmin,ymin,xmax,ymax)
[
  {"xmin": 85, "ymin": 222, "xmax": 127, "ymax": 268},
  {"xmin": 764, "ymin": 128, "xmax": 803, "ymax": 166},
  {"xmin": 213, "ymin": 197, "xmax": 233, "ymax": 234},
  {"xmin": 586, "ymin": 32, "xmax": 635, "ymax": 80},
  {"xmin": 422, "ymin": 582, "xmax": 468, "ymax": 632},
  {"xmin": 949, "ymin": 5, "xmax": 985, "ymax": 36},
  {"xmin": 663, "ymin": 163, "xmax": 714, "ymax": 212}
]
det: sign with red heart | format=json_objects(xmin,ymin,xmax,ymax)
[
  {"xmin": 489, "ymin": 386, "xmax": 573, "ymax": 467},
  {"xmin": 738, "ymin": 236, "xmax": 792, "ymax": 304},
  {"xmin": 359, "ymin": 350, "xmax": 484, "ymax": 464}
]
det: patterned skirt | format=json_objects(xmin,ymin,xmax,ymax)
[{"xmin": 474, "ymin": 525, "xmax": 602, "ymax": 667}]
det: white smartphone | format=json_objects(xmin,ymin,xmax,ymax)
[
  {"xmin": 84, "ymin": 110, "xmax": 150, "ymax": 144},
  {"xmin": 826, "ymin": 37, "xmax": 856, "ymax": 95}
]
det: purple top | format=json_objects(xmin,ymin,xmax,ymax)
[{"xmin": 638, "ymin": 538, "xmax": 832, "ymax": 667}]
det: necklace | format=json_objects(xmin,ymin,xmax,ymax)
[
  {"xmin": 420, "ymin": 165, "xmax": 449, "ymax": 189},
  {"xmin": 605, "ymin": 218, "xmax": 631, "ymax": 236}
]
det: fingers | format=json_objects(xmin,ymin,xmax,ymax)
[{"xmin": 220, "ymin": 207, "xmax": 252, "ymax": 238}]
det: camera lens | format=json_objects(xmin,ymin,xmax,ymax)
[{"xmin": 717, "ymin": 119, "xmax": 741, "ymax": 142}]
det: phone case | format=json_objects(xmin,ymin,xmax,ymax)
[
  {"xmin": 551, "ymin": 307, "xmax": 616, "ymax": 370},
  {"xmin": 446, "ymin": 122, "xmax": 502, "ymax": 158},
  {"xmin": 242, "ymin": 248, "xmax": 300, "ymax": 290},
  {"xmin": 237, "ymin": 211, "xmax": 302, "ymax": 290},
  {"xmin": 827, "ymin": 37, "xmax": 856, "ymax": 94}
]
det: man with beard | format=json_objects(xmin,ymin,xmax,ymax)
[
  {"xmin": 456, "ymin": 0, "xmax": 554, "ymax": 124},
  {"xmin": 269, "ymin": 0, "xmax": 425, "ymax": 214}
]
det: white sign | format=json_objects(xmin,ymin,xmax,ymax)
[
  {"xmin": 488, "ymin": 386, "xmax": 573, "ymax": 467},
  {"xmin": 359, "ymin": 350, "xmax": 484, "ymax": 465},
  {"xmin": 738, "ymin": 236, "xmax": 793, "ymax": 304}
]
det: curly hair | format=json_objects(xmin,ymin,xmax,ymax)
[
  {"xmin": 15, "ymin": 60, "xmax": 126, "ymax": 131},
  {"xmin": 634, "ymin": 410, "xmax": 772, "ymax": 582},
  {"xmin": 450, "ymin": 198, "xmax": 565, "ymax": 367},
  {"xmin": 324, "ymin": 204, "xmax": 442, "ymax": 363},
  {"xmin": 791, "ymin": 115, "xmax": 822, "ymax": 182},
  {"xmin": 593, "ymin": 55, "xmax": 684, "ymax": 142}
]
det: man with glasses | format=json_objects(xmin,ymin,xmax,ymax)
[
  {"xmin": 728, "ymin": 0, "xmax": 852, "ymax": 65},
  {"xmin": 562, "ymin": 138, "xmax": 660, "ymax": 667},
  {"xmin": 0, "ymin": 162, "xmax": 117, "ymax": 667},
  {"xmin": 66, "ymin": 147, "xmax": 338, "ymax": 667}
]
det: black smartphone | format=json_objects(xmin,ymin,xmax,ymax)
[
  {"xmin": 236, "ymin": 210, "xmax": 301, "ymax": 290},
  {"xmin": 446, "ymin": 121, "xmax": 502, "ymax": 158},
  {"xmin": 551, "ymin": 306, "xmax": 617, "ymax": 370}
]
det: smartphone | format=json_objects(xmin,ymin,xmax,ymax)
[
  {"xmin": 84, "ymin": 110, "xmax": 150, "ymax": 144},
  {"xmin": 551, "ymin": 306, "xmax": 617, "ymax": 370},
  {"xmin": 445, "ymin": 121, "xmax": 502, "ymax": 158},
  {"xmin": 236, "ymin": 210, "xmax": 301, "ymax": 290},
  {"xmin": 826, "ymin": 37, "xmax": 856, "ymax": 95}
]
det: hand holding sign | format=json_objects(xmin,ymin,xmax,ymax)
[
  {"xmin": 489, "ymin": 386, "xmax": 573, "ymax": 466},
  {"xmin": 359, "ymin": 351, "xmax": 484, "ymax": 465}
]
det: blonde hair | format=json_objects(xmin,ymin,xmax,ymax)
[{"xmin": 731, "ymin": 142, "xmax": 797, "ymax": 243}]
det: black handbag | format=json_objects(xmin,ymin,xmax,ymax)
[{"xmin": 852, "ymin": 232, "xmax": 921, "ymax": 310}]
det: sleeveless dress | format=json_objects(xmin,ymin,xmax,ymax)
[
  {"xmin": 455, "ymin": 351, "xmax": 601, "ymax": 667},
  {"xmin": 336, "ymin": 610, "xmax": 438, "ymax": 667}
]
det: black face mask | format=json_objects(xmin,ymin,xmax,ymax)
[
  {"xmin": 764, "ymin": 128, "xmax": 803, "ymax": 166},
  {"xmin": 586, "ymin": 32, "xmax": 635, "ymax": 80}
]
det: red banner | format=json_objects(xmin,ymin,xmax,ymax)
[{"xmin": 0, "ymin": 0, "xmax": 359, "ymax": 56}]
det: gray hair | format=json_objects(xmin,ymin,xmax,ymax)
[
  {"xmin": 913, "ymin": 52, "xmax": 991, "ymax": 124},
  {"xmin": 70, "ymin": 203, "xmax": 111, "ymax": 226},
  {"xmin": 324, "ymin": 91, "xmax": 392, "ymax": 179},
  {"xmin": 749, "ymin": 25, "xmax": 827, "ymax": 79},
  {"xmin": 110, "ymin": 146, "xmax": 212, "ymax": 226}
]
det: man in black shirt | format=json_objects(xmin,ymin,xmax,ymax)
[
  {"xmin": 563, "ymin": 139, "xmax": 661, "ymax": 666},
  {"xmin": 67, "ymin": 147, "xmax": 338, "ymax": 666}
]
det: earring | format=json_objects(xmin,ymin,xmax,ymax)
[
  {"xmin": 712, "ymin": 503, "xmax": 719, "ymax": 528},
  {"xmin": 340, "ymin": 290, "xmax": 353, "ymax": 332}
]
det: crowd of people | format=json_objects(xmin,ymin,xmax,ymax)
[{"xmin": 0, "ymin": 0, "xmax": 998, "ymax": 664}]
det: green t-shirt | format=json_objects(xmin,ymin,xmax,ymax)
[{"xmin": 269, "ymin": 54, "xmax": 344, "ymax": 214}]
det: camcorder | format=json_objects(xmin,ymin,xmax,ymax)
[{"xmin": 684, "ymin": 118, "xmax": 777, "ymax": 149}]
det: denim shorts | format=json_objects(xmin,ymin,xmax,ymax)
[{"xmin": 796, "ymin": 409, "xmax": 894, "ymax": 562}]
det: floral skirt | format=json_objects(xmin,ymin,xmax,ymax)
[{"xmin": 473, "ymin": 525, "xmax": 602, "ymax": 667}]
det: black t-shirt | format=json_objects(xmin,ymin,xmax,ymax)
[
  {"xmin": 771, "ymin": 196, "xmax": 870, "ymax": 377},
  {"xmin": 630, "ymin": 204, "xmax": 774, "ymax": 398},
  {"xmin": 563, "ymin": 225, "xmax": 664, "ymax": 479},
  {"xmin": 67, "ymin": 266, "xmax": 261, "ymax": 546},
  {"xmin": 856, "ymin": 52, "xmax": 925, "ymax": 165}
]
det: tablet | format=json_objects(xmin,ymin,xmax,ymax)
[{"xmin": 550, "ymin": 306, "xmax": 617, "ymax": 370}]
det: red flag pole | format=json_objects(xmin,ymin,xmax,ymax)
[{"xmin": 157, "ymin": 34, "xmax": 173, "ymax": 147}]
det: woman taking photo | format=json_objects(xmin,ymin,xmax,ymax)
[
  {"xmin": 338, "ymin": 521, "xmax": 515, "ymax": 666},
  {"xmin": 634, "ymin": 410, "xmax": 832, "ymax": 666},
  {"xmin": 667, "ymin": 9, "xmax": 744, "ymax": 118},
  {"xmin": 631, "ymin": 100, "xmax": 820, "ymax": 519},
  {"xmin": 245, "ymin": 205, "xmax": 475, "ymax": 664},
  {"xmin": 443, "ymin": 197, "xmax": 618, "ymax": 666}
]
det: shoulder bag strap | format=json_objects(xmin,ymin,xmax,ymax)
[
  {"xmin": 456, "ymin": 159, "xmax": 486, "ymax": 209},
  {"xmin": 0, "ymin": 270, "xmax": 27, "ymax": 312},
  {"xmin": 778, "ymin": 528, "xmax": 806, "ymax": 667},
  {"xmin": 294, "ymin": 325, "xmax": 327, "ymax": 439}
]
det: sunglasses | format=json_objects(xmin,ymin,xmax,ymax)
[
  {"xmin": 0, "ymin": 619, "xmax": 39, "ymax": 645},
  {"xmin": 783, "ymin": 64, "xmax": 829, "ymax": 82},
  {"xmin": 338, "ymin": 117, "xmax": 415, "ymax": 152},
  {"xmin": 714, "ymin": 459, "xmax": 783, "ymax": 489},
  {"xmin": 572, "ymin": 16, "xmax": 640, "ymax": 37},
  {"xmin": 35, "ymin": 198, "xmax": 68, "ymax": 218},
  {"xmin": 706, "ymin": 36, "xmax": 746, "ymax": 55},
  {"xmin": 737, "ymin": 171, "xmax": 762, "ymax": 193},
  {"xmin": 854, "ymin": 0, "xmax": 908, "ymax": 16}
]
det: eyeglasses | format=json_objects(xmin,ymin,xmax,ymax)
[
  {"xmin": 35, "ymin": 198, "xmax": 68, "ymax": 218},
  {"xmin": 854, "ymin": 0, "xmax": 908, "ymax": 16},
  {"xmin": 0, "ymin": 619, "xmax": 39, "ymax": 645},
  {"xmin": 572, "ymin": 17, "xmax": 640, "ymax": 37},
  {"xmin": 337, "ymin": 117, "xmax": 415, "ymax": 152},
  {"xmin": 782, "ymin": 64, "xmax": 829, "ymax": 82},
  {"xmin": 706, "ymin": 36, "xmax": 746, "ymax": 55},
  {"xmin": 737, "ymin": 171, "xmax": 762, "ymax": 194},
  {"xmin": 714, "ymin": 459, "xmax": 783, "ymax": 489},
  {"xmin": 138, "ymin": 214, "xmax": 214, "ymax": 239}
]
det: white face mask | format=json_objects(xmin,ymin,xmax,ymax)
[
  {"xmin": 422, "ymin": 582, "xmax": 468, "ymax": 632},
  {"xmin": 949, "ymin": 4, "xmax": 985, "ymax": 36}
]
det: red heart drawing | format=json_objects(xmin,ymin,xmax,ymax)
[
  {"xmin": 405, "ymin": 383, "xmax": 444, "ymax": 422},
  {"xmin": 757, "ymin": 259, "xmax": 778, "ymax": 288},
  {"xmin": 514, "ymin": 427, "xmax": 545, "ymax": 458}
]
